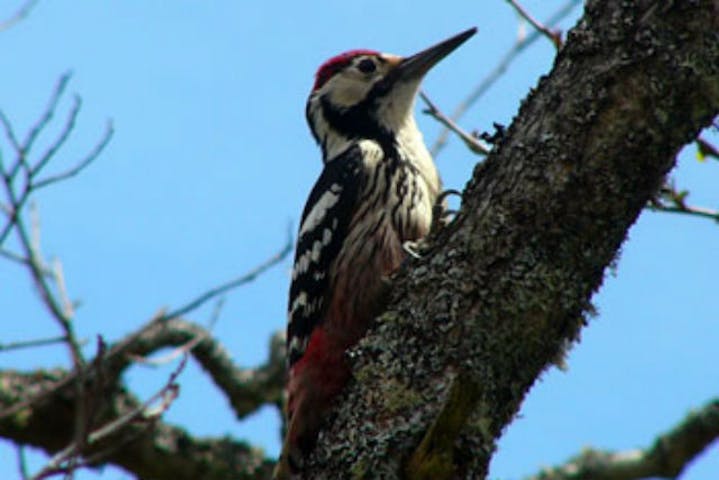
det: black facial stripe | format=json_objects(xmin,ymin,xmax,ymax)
[{"xmin": 319, "ymin": 93, "xmax": 397, "ymax": 157}]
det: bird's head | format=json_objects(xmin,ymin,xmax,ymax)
[{"xmin": 306, "ymin": 28, "xmax": 477, "ymax": 160}]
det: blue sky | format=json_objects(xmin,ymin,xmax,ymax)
[{"xmin": 1, "ymin": 1, "xmax": 717, "ymax": 479}]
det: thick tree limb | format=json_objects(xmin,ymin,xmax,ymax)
[
  {"xmin": 0, "ymin": 370, "xmax": 274, "ymax": 480},
  {"xmin": 529, "ymin": 399, "xmax": 719, "ymax": 480},
  {"xmin": 0, "ymin": 315, "xmax": 285, "ymax": 423},
  {"xmin": 103, "ymin": 315, "xmax": 287, "ymax": 418},
  {"xmin": 0, "ymin": 315, "xmax": 284, "ymax": 479},
  {"xmin": 306, "ymin": 2, "xmax": 719, "ymax": 479}
]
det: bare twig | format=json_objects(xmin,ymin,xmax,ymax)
[
  {"xmin": 0, "ymin": 335, "xmax": 76, "ymax": 352},
  {"xmin": 207, "ymin": 296, "xmax": 226, "ymax": 329},
  {"xmin": 0, "ymin": 75, "xmax": 111, "ymax": 366},
  {"xmin": 430, "ymin": 0, "xmax": 581, "ymax": 156},
  {"xmin": 51, "ymin": 258, "xmax": 75, "ymax": 319},
  {"xmin": 163, "ymin": 225, "xmax": 293, "ymax": 320},
  {"xmin": 0, "ymin": 74, "xmax": 111, "ymax": 248},
  {"xmin": 0, "ymin": 246, "xmax": 56, "ymax": 277},
  {"xmin": 419, "ymin": 92, "xmax": 489, "ymax": 155},
  {"xmin": 3, "ymin": 73, "xmax": 73, "ymax": 182},
  {"xmin": 34, "ymin": 121, "xmax": 114, "ymax": 190},
  {"xmin": 13, "ymin": 212, "xmax": 85, "ymax": 366},
  {"xmin": 0, "ymin": 246, "xmax": 28, "ymax": 265},
  {"xmin": 23, "ymin": 73, "xmax": 72, "ymax": 163},
  {"xmin": 16, "ymin": 445, "xmax": 30, "ymax": 480},
  {"xmin": 9, "ymin": 201, "xmax": 88, "ymax": 478},
  {"xmin": 506, "ymin": 0, "xmax": 563, "ymax": 49},
  {"xmin": 0, "ymin": 0, "xmax": 40, "ymax": 32},
  {"xmin": 528, "ymin": 399, "xmax": 719, "ymax": 480},
  {"xmin": 650, "ymin": 203, "xmax": 719, "ymax": 221},
  {"xmin": 649, "ymin": 182, "xmax": 719, "ymax": 223},
  {"xmin": 30, "ymin": 355, "xmax": 186, "ymax": 480},
  {"xmin": 30, "ymin": 95, "xmax": 81, "ymax": 179},
  {"xmin": 0, "ymin": 110, "xmax": 22, "ymax": 155}
]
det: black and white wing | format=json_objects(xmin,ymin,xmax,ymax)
[{"xmin": 286, "ymin": 146, "xmax": 365, "ymax": 367}]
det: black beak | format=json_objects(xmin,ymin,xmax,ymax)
[{"xmin": 395, "ymin": 27, "xmax": 477, "ymax": 81}]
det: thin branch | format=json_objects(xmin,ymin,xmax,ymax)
[
  {"xmin": 649, "ymin": 182, "xmax": 719, "ymax": 223},
  {"xmin": 51, "ymin": 258, "xmax": 75, "ymax": 319},
  {"xmin": 16, "ymin": 445, "xmax": 30, "ymax": 480},
  {"xmin": 33, "ymin": 121, "xmax": 114, "ymax": 190},
  {"xmin": 430, "ymin": 0, "xmax": 581, "ymax": 156},
  {"xmin": 30, "ymin": 95, "xmax": 81, "ymax": 179},
  {"xmin": 0, "ymin": 206, "xmax": 19, "ymax": 246},
  {"xmin": 163, "ymin": 225, "xmax": 293, "ymax": 320},
  {"xmin": 0, "ymin": 74, "xmax": 108, "ymax": 249},
  {"xmin": 0, "ymin": 0, "xmax": 40, "ymax": 32},
  {"xmin": 506, "ymin": 0, "xmax": 563, "ymax": 49},
  {"xmin": 0, "ymin": 246, "xmax": 28, "ymax": 266},
  {"xmin": 0, "ymin": 110, "xmax": 22, "ymax": 155},
  {"xmin": 419, "ymin": 92, "xmax": 489, "ymax": 155},
  {"xmin": 650, "ymin": 203, "xmax": 719, "ymax": 221},
  {"xmin": 15, "ymin": 211, "xmax": 85, "ymax": 367},
  {"xmin": 0, "ymin": 335, "xmax": 76, "ymax": 352},
  {"xmin": 5, "ymin": 73, "xmax": 73, "ymax": 182},
  {"xmin": 11, "ymin": 205, "xmax": 89, "ymax": 463},
  {"xmin": 207, "ymin": 296, "xmax": 226, "ymax": 329},
  {"xmin": 30, "ymin": 356, "xmax": 186, "ymax": 480},
  {"xmin": 528, "ymin": 399, "xmax": 719, "ymax": 480},
  {"xmin": 23, "ymin": 73, "xmax": 72, "ymax": 163}
]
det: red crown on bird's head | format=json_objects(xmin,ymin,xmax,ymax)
[{"xmin": 313, "ymin": 49, "xmax": 379, "ymax": 91}]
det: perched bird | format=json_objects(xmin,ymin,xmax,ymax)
[{"xmin": 276, "ymin": 28, "xmax": 477, "ymax": 479}]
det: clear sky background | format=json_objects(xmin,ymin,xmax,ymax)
[{"xmin": 1, "ymin": 1, "xmax": 717, "ymax": 479}]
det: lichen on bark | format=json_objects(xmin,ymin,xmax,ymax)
[{"xmin": 306, "ymin": 2, "xmax": 719, "ymax": 479}]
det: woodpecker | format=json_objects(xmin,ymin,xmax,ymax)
[{"xmin": 276, "ymin": 28, "xmax": 476, "ymax": 479}]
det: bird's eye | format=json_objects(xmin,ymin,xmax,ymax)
[{"xmin": 357, "ymin": 58, "xmax": 376, "ymax": 74}]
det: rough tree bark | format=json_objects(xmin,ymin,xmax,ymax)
[{"xmin": 306, "ymin": 1, "xmax": 719, "ymax": 479}]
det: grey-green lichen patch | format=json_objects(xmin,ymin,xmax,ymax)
[{"xmin": 305, "ymin": 2, "xmax": 719, "ymax": 478}]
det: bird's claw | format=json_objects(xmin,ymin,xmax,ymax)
[{"xmin": 402, "ymin": 241, "xmax": 423, "ymax": 259}]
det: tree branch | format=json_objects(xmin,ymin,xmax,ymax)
[
  {"xmin": 419, "ymin": 92, "xmax": 489, "ymax": 155},
  {"xmin": 506, "ymin": 0, "xmax": 563, "ymax": 48},
  {"xmin": 0, "ymin": 0, "xmax": 39, "ymax": 32},
  {"xmin": 649, "ymin": 181, "xmax": 719, "ymax": 223},
  {"xmin": 163, "ymin": 225, "xmax": 293, "ymax": 320},
  {"xmin": 0, "ymin": 369, "xmax": 275, "ymax": 480},
  {"xmin": 33, "ymin": 120, "xmax": 114, "ymax": 190},
  {"xmin": 0, "ymin": 312, "xmax": 284, "ymax": 479},
  {"xmin": 528, "ymin": 399, "xmax": 719, "ymax": 480},
  {"xmin": 306, "ymin": 2, "xmax": 719, "ymax": 478},
  {"xmin": 430, "ymin": 0, "xmax": 581, "ymax": 156},
  {"xmin": 102, "ymin": 315, "xmax": 287, "ymax": 419}
]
